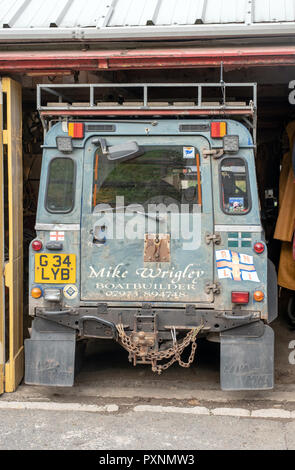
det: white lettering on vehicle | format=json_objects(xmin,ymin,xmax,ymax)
[{"xmin": 88, "ymin": 263, "xmax": 204, "ymax": 284}]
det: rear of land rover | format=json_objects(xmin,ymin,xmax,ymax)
[{"xmin": 25, "ymin": 119, "xmax": 277, "ymax": 390}]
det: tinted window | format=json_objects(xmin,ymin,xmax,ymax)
[
  {"xmin": 220, "ymin": 158, "xmax": 251, "ymax": 214},
  {"xmin": 46, "ymin": 158, "xmax": 75, "ymax": 213}
]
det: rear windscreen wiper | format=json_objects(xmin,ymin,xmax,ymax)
[{"xmin": 93, "ymin": 206, "xmax": 166, "ymax": 222}]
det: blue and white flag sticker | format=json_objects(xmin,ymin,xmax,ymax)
[{"xmin": 183, "ymin": 147, "xmax": 195, "ymax": 159}]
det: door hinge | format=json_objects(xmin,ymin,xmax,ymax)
[
  {"xmin": 206, "ymin": 282, "xmax": 221, "ymax": 295},
  {"xmin": 202, "ymin": 148, "xmax": 224, "ymax": 159},
  {"xmin": 205, "ymin": 233, "xmax": 221, "ymax": 245}
]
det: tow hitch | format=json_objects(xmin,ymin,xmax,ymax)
[{"xmin": 116, "ymin": 321, "xmax": 204, "ymax": 375}]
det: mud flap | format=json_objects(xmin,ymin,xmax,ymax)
[
  {"xmin": 220, "ymin": 322, "xmax": 274, "ymax": 391},
  {"xmin": 25, "ymin": 318, "xmax": 76, "ymax": 387}
]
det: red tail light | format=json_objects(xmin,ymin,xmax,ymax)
[
  {"xmin": 254, "ymin": 242, "xmax": 265, "ymax": 254},
  {"xmin": 231, "ymin": 291, "xmax": 249, "ymax": 304},
  {"xmin": 211, "ymin": 121, "xmax": 227, "ymax": 138},
  {"xmin": 32, "ymin": 240, "xmax": 43, "ymax": 251},
  {"xmin": 68, "ymin": 122, "xmax": 84, "ymax": 139}
]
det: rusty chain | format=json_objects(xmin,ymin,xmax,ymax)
[{"xmin": 116, "ymin": 323, "xmax": 203, "ymax": 375}]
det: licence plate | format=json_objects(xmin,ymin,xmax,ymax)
[{"xmin": 35, "ymin": 254, "xmax": 76, "ymax": 284}]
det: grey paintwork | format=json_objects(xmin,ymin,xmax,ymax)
[
  {"xmin": 26, "ymin": 118, "xmax": 278, "ymax": 389},
  {"xmin": 30, "ymin": 118, "xmax": 269, "ymax": 318}
]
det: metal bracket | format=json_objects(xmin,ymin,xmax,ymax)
[
  {"xmin": 206, "ymin": 282, "xmax": 221, "ymax": 295},
  {"xmin": 205, "ymin": 233, "xmax": 221, "ymax": 245},
  {"xmin": 202, "ymin": 148, "xmax": 224, "ymax": 159}
]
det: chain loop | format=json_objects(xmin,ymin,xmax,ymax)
[{"xmin": 116, "ymin": 323, "xmax": 203, "ymax": 375}]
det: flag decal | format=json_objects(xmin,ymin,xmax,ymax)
[
  {"xmin": 216, "ymin": 250, "xmax": 260, "ymax": 282},
  {"xmin": 50, "ymin": 231, "xmax": 65, "ymax": 241}
]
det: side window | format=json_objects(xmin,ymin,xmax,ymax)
[
  {"xmin": 46, "ymin": 157, "xmax": 75, "ymax": 213},
  {"xmin": 220, "ymin": 158, "xmax": 251, "ymax": 215}
]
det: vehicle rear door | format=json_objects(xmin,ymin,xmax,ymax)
[{"xmin": 81, "ymin": 136, "xmax": 215, "ymax": 304}]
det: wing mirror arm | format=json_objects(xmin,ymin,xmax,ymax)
[{"xmin": 92, "ymin": 138, "xmax": 108, "ymax": 154}]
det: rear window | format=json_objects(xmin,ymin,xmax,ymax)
[
  {"xmin": 46, "ymin": 157, "xmax": 75, "ymax": 213},
  {"xmin": 92, "ymin": 145, "xmax": 202, "ymax": 211},
  {"xmin": 220, "ymin": 158, "xmax": 251, "ymax": 215}
]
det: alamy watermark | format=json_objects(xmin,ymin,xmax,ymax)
[
  {"xmin": 93, "ymin": 196, "xmax": 202, "ymax": 251},
  {"xmin": 288, "ymin": 80, "xmax": 295, "ymax": 104},
  {"xmin": 289, "ymin": 340, "xmax": 295, "ymax": 365}
]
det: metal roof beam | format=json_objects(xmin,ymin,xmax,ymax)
[
  {"xmin": 96, "ymin": 0, "xmax": 117, "ymax": 29},
  {"xmin": 2, "ymin": 0, "xmax": 32, "ymax": 29},
  {"xmin": 50, "ymin": 0, "xmax": 75, "ymax": 28},
  {"xmin": 245, "ymin": 0, "xmax": 254, "ymax": 26},
  {"xmin": 146, "ymin": 0, "xmax": 162, "ymax": 26},
  {"xmin": 195, "ymin": 0, "xmax": 207, "ymax": 25},
  {"xmin": 1, "ymin": 22, "xmax": 295, "ymax": 41},
  {"xmin": 0, "ymin": 46, "xmax": 295, "ymax": 71}
]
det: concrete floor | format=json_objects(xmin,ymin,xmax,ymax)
[
  {"xmin": 75, "ymin": 315, "xmax": 295, "ymax": 392},
  {"xmin": 5, "ymin": 315, "xmax": 295, "ymax": 400},
  {"xmin": 0, "ymin": 409, "xmax": 294, "ymax": 450},
  {"xmin": 0, "ymin": 315, "xmax": 294, "ymax": 450}
]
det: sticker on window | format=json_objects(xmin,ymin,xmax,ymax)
[
  {"xmin": 229, "ymin": 197, "xmax": 244, "ymax": 212},
  {"xmin": 183, "ymin": 147, "xmax": 195, "ymax": 159}
]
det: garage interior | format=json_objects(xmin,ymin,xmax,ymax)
[
  {"xmin": 16, "ymin": 63, "xmax": 295, "ymax": 391},
  {"xmin": 1, "ymin": 0, "xmax": 295, "ymax": 393}
]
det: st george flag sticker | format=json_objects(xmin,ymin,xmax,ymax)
[{"xmin": 50, "ymin": 231, "xmax": 65, "ymax": 241}]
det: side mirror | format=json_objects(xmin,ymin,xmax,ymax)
[
  {"xmin": 92, "ymin": 138, "xmax": 144, "ymax": 162},
  {"xmin": 107, "ymin": 142, "xmax": 144, "ymax": 161}
]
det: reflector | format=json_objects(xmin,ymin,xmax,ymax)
[
  {"xmin": 32, "ymin": 240, "xmax": 43, "ymax": 251},
  {"xmin": 254, "ymin": 242, "xmax": 265, "ymax": 254}
]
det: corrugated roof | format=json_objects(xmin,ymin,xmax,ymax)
[{"xmin": 0, "ymin": 0, "xmax": 295, "ymax": 41}]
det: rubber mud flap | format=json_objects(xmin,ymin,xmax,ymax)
[
  {"xmin": 24, "ymin": 318, "xmax": 76, "ymax": 386},
  {"xmin": 220, "ymin": 322, "xmax": 274, "ymax": 391}
]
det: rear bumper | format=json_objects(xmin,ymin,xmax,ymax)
[
  {"xmin": 34, "ymin": 306, "xmax": 262, "ymax": 339},
  {"xmin": 25, "ymin": 314, "xmax": 275, "ymax": 390}
]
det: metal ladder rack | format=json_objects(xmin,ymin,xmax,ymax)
[{"xmin": 37, "ymin": 82, "xmax": 257, "ymax": 143}]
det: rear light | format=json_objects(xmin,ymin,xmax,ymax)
[
  {"xmin": 44, "ymin": 288, "xmax": 61, "ymax": 302},
  {"xmin": 254, "ymin": 291, "xmax": 265, "ymax": 302},
  {"xmin": 211, "ymin": 121, "xmax": 227, "ymax": 138},
  {"xmin": 254, "ymin": 242, "xmax": 265, "ymax": 254},
  {"xmin": 31, "ymin": 287, "xmax": 43, "ymax": 299},
  {"xmin": 68, "ymin": 122, "xmax": 84, "ymax": 139},
  {"xmin": 32, "ymin": 240, "xmax": 43, "ymax": 251},
  {"xmin": 231, "ymin": 291, "xmax": 249, "ymax": 304}
]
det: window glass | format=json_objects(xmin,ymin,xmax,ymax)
[
  {"xmin": 220, "ymin": 158, "xmax": 250, "ymax": 214},
  {"xmin": 46, "ymin": 158, "xmax": 75, "ymax": 213},
  {"xmin": 92, "ymin": 146, "xmax": 202, "ymax": 211}
]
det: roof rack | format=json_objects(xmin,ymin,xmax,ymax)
[{"xmin": 37, "ymin": 82, "xmax": 257, "ymax": 144}]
